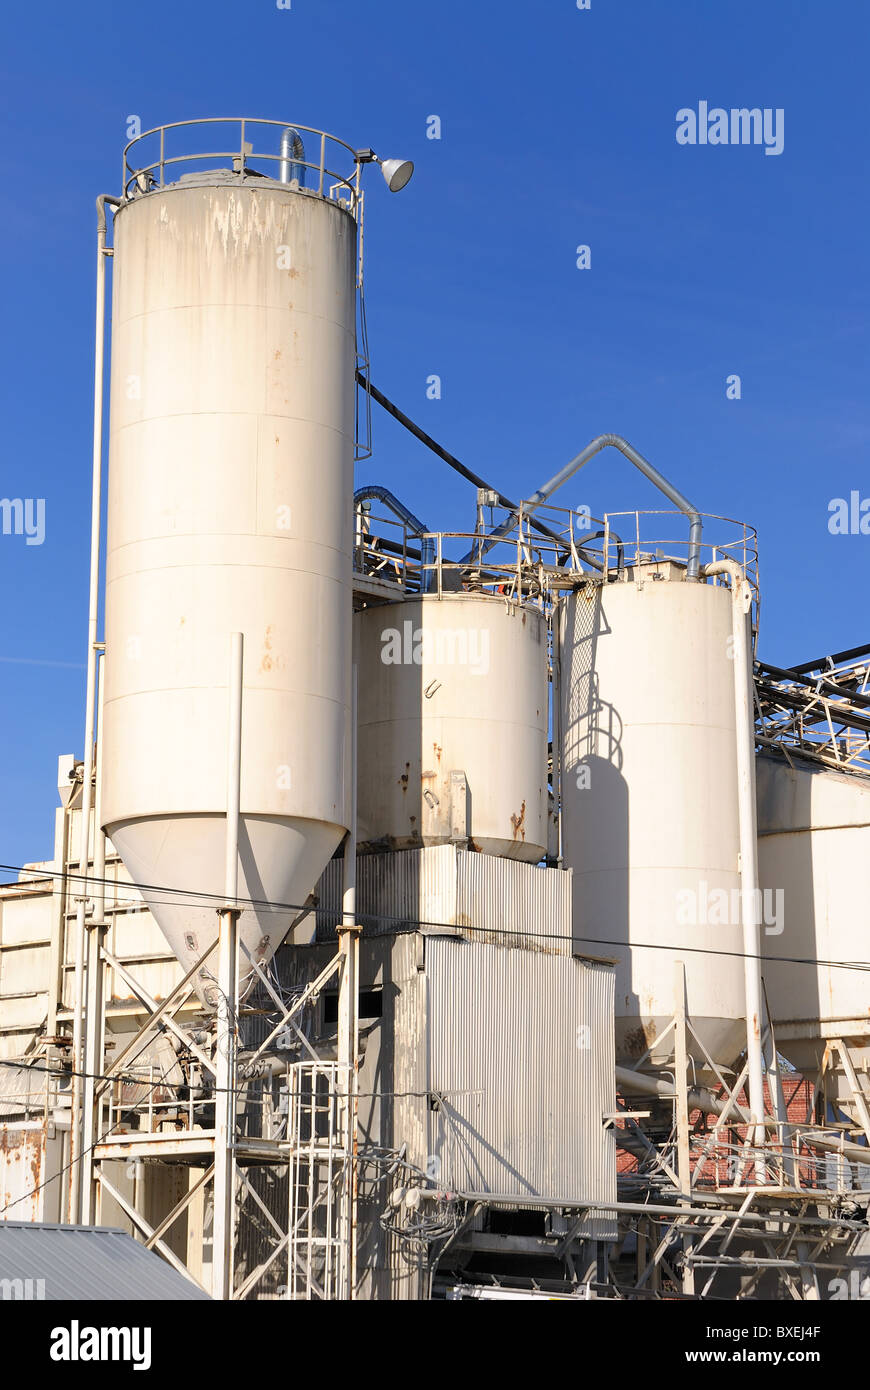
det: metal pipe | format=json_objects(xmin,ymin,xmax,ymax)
[
  {"xmin": 616, "ymin": 1065, "xmax": 746, "ymax": 1121},
  {"xmin": 616, "ymin": 1065, "xmax": 870, "ymax": 1166},
  {"xmin": 761, "ymin": 996, "xmax": 796, "ymax": 1188},
  {"xmin": 353, "ymin": 485, "xmax": 435, "ymax": 590},
  {"xmin": 92, "ymin": 657, "xmax": 107, "ymax": 930},
  {"xmin": 551, "ymin": 605, "xmax": 564, "ymax": 867},
  {"xmin": 224, "ymin": 632, "xmax": 244, "ymax": 906},
  {"xmin": 789, "ymin": 642, "xmax": 870, "ymax": 676},
  {"xmin": 70, "ymin": 192, "xmax": 120, "ymax": 1222},
  {"xmin": 473, "ymin": 434, "xmax": 703, "ymax": 579},
  {"xmin": 279, "ymin": 127, "xmax": 305, "ymax": 185},
  {"xmin": 213, "ymin": 632, "xmax": 244, "ymax": 1299},
  {"xmin": 451, "ymin": 1191, "xmax": 868, "ymax": 1228},
  {"xmin": 47, "ymin": 785, "xmax": 71, "ymax": 1038},
  {"xmin": 757, "ymin": 658, "xmax": 870, "ymax": 712},
  {"xmin": 81, "ymin": 652, "xmax": 107, "ymax": 1224},
  {"xmin": 671, "ymin": 963, "xmax": 696, "ymax": 1268},
  {"xmin": 338, "ymin": 662, "xmax": 360, "ymax": 1297},
  {"xmin": 703, "ymin": 560, "xmax": 765, "ymax": 1174},
  {"xmin": 341, "ymin": 663, "xmax": 358, "ymax": 936}
]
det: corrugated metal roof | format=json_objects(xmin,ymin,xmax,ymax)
[{"xmin": 0, "ymin": 1222, "xmax": 210, "ymax": 1300}]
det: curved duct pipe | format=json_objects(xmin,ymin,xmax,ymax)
[
  {"xmin": 467, "ymin": 434, "xmax": 703, "ymax": 580},
  {"xmin": 354, "ymin": 485, "xmax": 435, "ymax": 592},
  {"xmin": 279, "ymin": 127, "xmax": 306, "ymax": 186},
  {"xmin": 577, "ymin": 528, "xmax": 625, "ymax": 574}
]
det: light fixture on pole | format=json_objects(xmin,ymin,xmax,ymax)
[{"xmin": 355, "ymin": 148, "xmax": 415, "ymax": 192}]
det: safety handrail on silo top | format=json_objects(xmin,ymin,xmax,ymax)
[{"xmin": 121, "ymin": 117, "xmax": 361, "ymax": 211}]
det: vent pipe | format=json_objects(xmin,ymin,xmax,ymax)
[{"xmin": 279, "ymin": 128, "xmax": 306, "ymax": 185}]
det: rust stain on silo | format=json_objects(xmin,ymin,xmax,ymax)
[{"xmin": 510, "ymin": 801, "xmax": 527, "ymax": 841}]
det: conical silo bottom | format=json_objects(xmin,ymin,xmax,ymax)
[{"xmin": 107, "ymin": 813, "xmax": 346, "ymax": 1009}]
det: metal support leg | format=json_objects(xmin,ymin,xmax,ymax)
[
  {"xmin": 337, "ymin": 924, "xmax": 360, "ymax": 1300},
  {"xmin": 336, "ymin": 662, "xmax": 359, "ymax": 1299},
  {"xmin": 212, "ymin": 632, "xmax": 244, "ymax": 1300},
  {"xmin": 212, "ymin": 905, "xmax": 239, "ymax": 1300},
  {"xmin": 80, "ymin": 920, "xmax": 106, "ymax": 1224},
  {"xmin": 674, "ymin": 961, "xmax": 695, "ymax": 1295},
  {"xmin": 833, "ymin": 1040, "xmax": 870, "ymax": 1146},
  {"xmin": 762, "ymin": 1002, "xmax": 796, "ymax": 1187}
]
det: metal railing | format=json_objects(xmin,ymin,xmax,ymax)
[
  {"xmin": 354, "ymin": 509, "xmax": 562, "ymax": 608},
  {"xmin": 598, "ymin": 509, "xmax": 759, "ymax": 595},
  {"xmin": 122, "ymin": 117, "xmax": 363, "ymax": 213},
  {"xmin": 353, "ymin": 501, "xmax": 760, "ymax": 617}
]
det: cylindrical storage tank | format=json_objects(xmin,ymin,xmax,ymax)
[
  {"xmin": 757, "ymin": 753, "xmax": 870, "ymax": 1113},
  {"xmin": 101, "ymin": 172, "xmax": 356, "ymax": 1005},
  {"xmin": 356, "ymin": 595, "xmax": 548, "ymax": 861},
  {"xmin": 559, "ymin": 567, "xmax": 746, "ymax": 1069}
]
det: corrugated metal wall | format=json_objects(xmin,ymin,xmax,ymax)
[
  {"xmin": 313, "ymin": 845, "xmax": 572, "ymax": 953},
  {"xmin": 424, "ymin": 938, "xmax": 615, "ymax": 1234},
  {"xmin": 454, "ymin": 850, "xmax": 571, "ymax": 952},
  {"xmin": 270, "ymin": 929, "xmax": 617, "ymax": 1293},
  {"xmin": 314, "ymin": 844, "xmax": 459, "ymax": 937}
]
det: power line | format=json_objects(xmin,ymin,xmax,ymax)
[
  {"xmin": 0, "ymin": 1057, "xmax": 480, "ymax": 1104},
  {"xmin": 1, "ymin": 862, "xmax": 869, "ymax": 977},
  {"xmin": 0, "ymin": 1038, "xmax": 183, "ymax": 1218}
]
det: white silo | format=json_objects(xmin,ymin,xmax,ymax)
[
  {"xmin": 559, "ymin": 565, "xmax": 747, "ymax": 1069},
  {"xmin": 101, "ymin": 159, "xmax": 357, "ymax": 1004},
  {"xmin": 757, "ymin": 753, "xmax": 870, "ymax": 1118},
  {"xmin": 355, "ymin": 594, "xmax": 548, "ymax": 862}
]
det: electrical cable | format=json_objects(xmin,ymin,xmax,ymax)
[
  {"xmin": 0, "ymin": 1042, "xmax": 187, "ymax": 1217},
  {"xmin": 1, "ymin": 862, "xmax": 868, "ymax": 976}
]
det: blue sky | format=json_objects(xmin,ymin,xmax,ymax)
[{"xmin": 0, "ymin": 0, "xmax": 867, "ymax": 868}]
